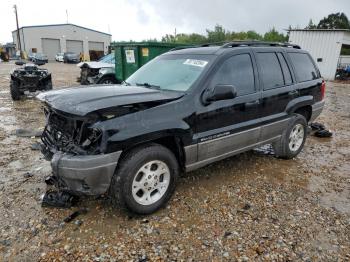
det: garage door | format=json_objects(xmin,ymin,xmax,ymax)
[
  {"xmin": 88, "ymin": 41, "xmax": 104, "ymax": 61},
  {"xmin": 88, "ymin": 41, "xmax": 104, "ymax": 51},
  {"xmin": 66, "ymin": 40, "xmax": 83, "ymax": 54},
  {"xmin": 42, "ymin": 38, "xmax": 60, "ymax": 60}
]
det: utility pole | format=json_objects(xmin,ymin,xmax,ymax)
[
  {"xmin": 174, "ymin": 28, "xmax": 177, "ymax": 42},
  {"xmin": 13, "ymin": 5, "xmax": 22, "ymax": 56},
  {"xmin": 66, "ymin": 9, "xmax": 68, "ymax": 23}
]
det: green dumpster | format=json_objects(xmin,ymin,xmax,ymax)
[{"xmin": 113, "ymin": 42, "xmax": 188, "ymax": 82}]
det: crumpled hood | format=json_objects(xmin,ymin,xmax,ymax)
[
  {"xmin": 77, "ymin": 62, "xmax": 114, "ymax": 69},
  {"xmin": 37, "ymin": 85, "xmax": 183, "ymax": 116}
]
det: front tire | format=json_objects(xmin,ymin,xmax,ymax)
[
  {"xmin": 45, "ymin": 80, "xmax": 53, "ymax": 90},
  {"xmin": 99, "ymin": 76, "xmax": 117, "ymax": 85},
  {"xmin": 109, "ymin": 144, "xmax": 179, "ymax": 214},
  {"xmin": 10, "ymin": 80, "xmax": 21, "ymax": 100},
  {"xmin": 273, "ymin": 114, "xmax": 307, "ymax": 159}
]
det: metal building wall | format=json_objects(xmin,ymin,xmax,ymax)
[
  {"xmin": 289, "ymin": 30, "xmax": 344, "ymax": 80},
  {"xmin": 12, "ymin": 24, "xmax": 111, "ymax": 61}
]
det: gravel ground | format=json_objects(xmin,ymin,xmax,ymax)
[{"xmin": 0, "ymin": 61, "xmax": 349, "ymax": 261}]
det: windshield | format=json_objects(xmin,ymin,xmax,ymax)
[
  {"xmin": 126, "ymin": 55, "xmax": 212, "ymax": 92},
  {"xmin": 98, "ymin": 53, "xmax": 114, "ymax": 63}
]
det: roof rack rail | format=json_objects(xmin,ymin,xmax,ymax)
[
  {"xmin": 169, "ymin": 46, "xmax": 197, "ymax": 51},
  {"xmin": 169, "ymin": 42, "xmax": 224, "ymax": 52},
  {"xmin": 221, "ymin": 41, "xmax": 301, "ymax": 49}
]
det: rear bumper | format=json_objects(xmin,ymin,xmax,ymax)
[
  {"xmin": 50, "ymin": 151, "xmax": 122, "ymax": 195},
  {"xmin": 310, "ymin": 100, "xmax": 325, "ymax": 122}
]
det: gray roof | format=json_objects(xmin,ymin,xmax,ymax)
[{"xmin": 12, "ymin": 23, "xmax": 111, "ymax": 36}]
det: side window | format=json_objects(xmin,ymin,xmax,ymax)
[
  {"xmin": 277, "ymin": 53, "xmax": 293, "ymax": 85},
  {"xmin": 288, "ymin": 52, "xmax": 319, "ymax": 82},
  {"xmin": 256, "ymin": 52, "xmax": 284, "ymax": 90},
  {"xmin": 211, "ymin": 54, "xmax": 255, "ymax": 96}
]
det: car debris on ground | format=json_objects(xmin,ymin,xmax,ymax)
[
  {"xmin": 15, "ymin": 128, "xmax": 42, "ymax": 138},
  {"xmin": 41, "ymin": 191, "xmax": 79, "ymax": 208},
  {"xmin": 310, "ymin": 122, "xmax": 333, "ymax": 138}
]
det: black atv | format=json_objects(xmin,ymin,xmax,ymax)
[{"xmin": 10, "ymin": 63, "xmax": 52, "ymax": 100}]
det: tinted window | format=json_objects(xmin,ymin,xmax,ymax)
[
  {"xmin": 277, "ymin": 53, "xmax": 292, "ymax": 85},
  {"xmin": 256, "ymin": 52, "xmax": 284, "ymax": 90},
  {"xmin": 211, "ymin": 54, "xmax": 255, "ymax": 96},
  {"xmin": 288, "ymin": 52, "xmax": 318, "ymax": 82}
]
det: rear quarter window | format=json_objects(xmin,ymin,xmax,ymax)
[{"xmin": 288, "ymin": 52, "xmax": 319, "ymax": 82}]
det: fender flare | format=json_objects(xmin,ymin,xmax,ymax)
[{"xmin": 285, "ymin": 96, "xmax": 313, "ymax": 114}]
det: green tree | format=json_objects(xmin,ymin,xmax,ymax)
[
  {"xmin": 263, "ymin": 28, "xmax": 288, "ymax": 42},
  {"xmin": 206, "ymin": 25, "xmax": 226, "ymax": 43},
  {"xmin": 306, "ymin": 19, "xmax": 317, "ymax": 29},
  {"xmin": 317, "ymin": 12, "xmax": 350, "ymax": 29},
  {"xmin": 176, "ymin": 33, "xmax": 207, "ymax": 44},
  {"xmin": 161, "ymin": 34, "xmax": 176, "ymax": 42}
]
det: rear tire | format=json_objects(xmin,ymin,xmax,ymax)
[
  {"xmin": 109, "ymin": 144, "xmax": 179, "ymax": 214},
  {"xmin": 10, "ymin": 80, "xmax": 21, "ymax": 100},
  {"xmin": 273, "ymin": 114, "xmax": 307, "ymax": 159}
]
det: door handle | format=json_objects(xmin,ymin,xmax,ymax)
[
  {"xmin": 245, "ymin": 100, "xmax": 260, "ymax": 107},
  {"xmin": 288, "ymin": 90, "xmax": 298, "ymax": 96}
]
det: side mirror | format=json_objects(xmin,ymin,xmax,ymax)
[{"xmin": 203, "ymin": 84, "xmax": 237, "ymax": 105}]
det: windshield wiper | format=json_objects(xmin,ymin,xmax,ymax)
[
  {"xmin": 136, "ymin": 82, "xmax": 161, "ymax": 89},
  {"xmin": 122, "ymin": 81, "xmax": 131, "ymax": 86}
]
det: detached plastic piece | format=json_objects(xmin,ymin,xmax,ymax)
[
  {"xmin": 310, "ymin": 122, "xmax": 333, "ymax": 138},
  {"xmin": 63, "ymin": 208, "xmax": 88, "ymax": 223},
  {"xmin": 41, "ymin": 191, "xmax": 78, "ymax": 208},
  {"xmin": 314, "ymin": 129, "xmax": 333, "ymax": 138}
]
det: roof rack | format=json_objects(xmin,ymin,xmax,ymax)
[
  {"xmin": 169, "ymin": 42, "xmax": 224, "ymax": 51},
  {"xmin": 221, "ymin": 41, "xmax": 301, "ymax": 49}
]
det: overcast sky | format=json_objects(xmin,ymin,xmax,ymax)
[{"xmin": 1, "ymin": 0, "xmax": 349, "ymax": 43}]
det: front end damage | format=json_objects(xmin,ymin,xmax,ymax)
[
  {"xmin": 40, "ymin": 106, "xmax": 121, "ymax": 196},
  {"xmin": 37, "ymin": 84, "xmax": 184, "ymax": 198}
]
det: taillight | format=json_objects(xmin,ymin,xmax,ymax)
[{"xmin": 321, "ymin": 80, "xmax": 326, "ymax": 100}]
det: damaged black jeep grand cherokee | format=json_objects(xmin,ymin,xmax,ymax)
[{"xmin": 37, "ymin": 42, "xmax": 325, "ymax": 214}]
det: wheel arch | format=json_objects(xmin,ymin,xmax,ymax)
[
  {"xmin": 117, "ymin": 134, "xmax": 187, "ymax": 173},
  {"xmin": 286, "ymin": 96, "xmax": 313, "ymax": 122}
]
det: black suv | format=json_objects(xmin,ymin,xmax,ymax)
[{"xmin": 38, "ymin": 42, "xmax": 325, "ymax": 214}]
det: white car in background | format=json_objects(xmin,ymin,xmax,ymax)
[{"xmin": 55, "ymin": 53, "xmax": 64, "ymax": 62}]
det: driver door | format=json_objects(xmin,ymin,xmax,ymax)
[{"xmin": 195, "ymin": 52, "xmax": 262, "ymax": 162}]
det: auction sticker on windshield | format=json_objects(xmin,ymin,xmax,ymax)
[{"xmin": 183, "ymin": 59, "xmax": 208, "ymax": 67}]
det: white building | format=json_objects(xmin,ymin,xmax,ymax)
[
  {"xmin": 12, "ymin": 23, "xmax": 112, "ymax": 61},
  {"xmin": 288, "ymin": 29, "xmax": 350, "ymax": 80}
]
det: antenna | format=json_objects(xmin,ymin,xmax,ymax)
[{"xmin": 66, "ymin": 9, "xmax": 68, "ymax": 23}]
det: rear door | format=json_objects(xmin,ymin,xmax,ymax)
[
  {"xmin": 286, "ymin": 51, "xmax": 323, "ymax": 103},
  {"xmin": 195, "ymin": 51, "xmax": 262, "ymax": 162},
  {"xmin": 253, "ymin": 48, "xmax": 296, "ymax": 141}
]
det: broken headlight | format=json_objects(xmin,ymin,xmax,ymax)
[{"xmin": 81, "ymin": 127, "xmax": 102, "ymax": 149}]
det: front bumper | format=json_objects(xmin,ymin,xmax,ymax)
[
  {"xmin": 310, "ymin": 100, "xmax": 325, "ymax": 122},
  {"xmin": 50, "ymin": 151, "xmax": 122, "ymax": 195}
]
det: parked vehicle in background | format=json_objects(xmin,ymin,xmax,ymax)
[
  {"xmin": 63, "ymin": 52, "xmax": 79, "ymax": 63},
  {"xmin": 28, "ymin": 53, "xmax": 36, "ymax": 61},
  {"xmin": 38, "ymin": 41, "xmax": 325, "ymax": 214},
  {"xmin": 31, "ymin": 53, "xmax": 48, "ymax": 65},
  {"xmin": 55, "ymin": 53, "xmax": 64, "ymax": 62},
  {"xmin": 77, "ymin": 53, "xmax": 116, "ymax": 85},
  {"xmin": 11, "ymin": 63, "xmax": 52, "ymax": 100}
]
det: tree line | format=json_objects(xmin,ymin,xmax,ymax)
[
  {"xmin": 159, "ymin": 12, "xmax": 350, "ymax": 45},
  {"xmin": 161, "ymin": 25, "xmax": 288, "ymax": 44}
]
